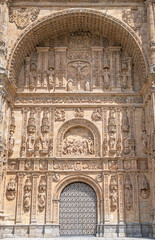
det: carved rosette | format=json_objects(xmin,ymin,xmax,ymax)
[{"xmin": 6, "ymin": 177, "xmax": 16, "ymax": 201}]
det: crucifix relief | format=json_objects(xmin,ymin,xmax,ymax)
[{"xmin": 67, "ymin": 60, "xmax": 91, "ymax": 91}]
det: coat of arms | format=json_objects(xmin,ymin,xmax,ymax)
[{"xmin": 9, "ymin": 7, "xmax": 40, "ymax": 30}]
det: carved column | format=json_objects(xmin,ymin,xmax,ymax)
[
  {"xmin": 46, "ymin": 173, "xmax": 53, "ymax": 223},
  {"xmin": 146, "ymin": 0, "xmax": 155, "ymax": 69},
  {"xmin": 103, "ymin": 173, "xmax": 110, "ymax": 223},
  {"xmin": 16, "ymin": 173, "xmax": 24, "ymax": 223},
  {"xmin": 132, "ymin": 172, "xmax": 142, "ymax": 237},
  {"xmin": 118, "ymin": 173, "xmax": 126, "ymax": 237},
  {"xmin": 91, "ymin": 47, "xmax": 103, "ymax": 89},
  {"xmin": 30, "ymin": 174, "xmax": 38, "ymax": 224}
]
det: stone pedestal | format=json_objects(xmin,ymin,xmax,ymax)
[
  {"xmin": 133, "ymin": 223, "xmax": 142, "ymax": 237},
  {"xmin": 104, "ymin": 224, "xmax": 118, "ymax": 238},
  {"xmin": 44, "ymin": 224, "xmax": 59, "ymax": 237},
  {"xmin": 118, "ymin": 223, "xmax": 126, "ymax": 237}
]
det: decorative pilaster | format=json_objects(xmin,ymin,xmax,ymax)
[
  {"xmin": 104, "ymin": 173, "xmax": 110, "ymax": 223},
  {"xmin": 46, "ymin": 173, "xmax": 53, "ymax": 223},
  {"xmin": 31, "ymin": 174, "xmax": 38, "ymax": 224},
  {"xmin": 16, "ymin": 173, "xmax": 24, "ymax": 223},
  {"xmin": 118, "ymin": 173, "xmax": 126, "ymax": 237}
]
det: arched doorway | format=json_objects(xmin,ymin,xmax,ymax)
[{"xmin": 59, "ymin": 182, "xmax": 97, "ymax": 236}]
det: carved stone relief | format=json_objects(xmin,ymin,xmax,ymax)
[
  {"xmin": 91, "ymin": 108, "xmax": 102, "ymax": 121},
  {"xmin": 38, "ymin": 177, "xmax": 46, "ymax": 212},
  {"xmin": 74, "ymin": 108, "xmax": 84, "ymax": 118},
  {"xmin": 9, "ymin": 7, "xmax": 40, "ymax": 30},
  {"xmin": 23, "ymin": 177, "xmax": 32, "ymax": 212},
  {"xmin": 124, "ymin": 174, "xmax": 132, "ymax": 211},
  {"xmin": 139, "ymin": 174, "xmax": 150, "ymax": 199},
  {"xmin": 109, "ymin": 175, "xmax": 118, "ymax": 212},
  {"xmin": 8, "ymin": 111, "xmax": 15, "ymax": 156},
  {"xmin": 55, "ymin": 109, "xmax": 65, "ymax": 122},
  {"xmin": 6, "ymin": 177, "xmax": 16, "ymax": 201}
]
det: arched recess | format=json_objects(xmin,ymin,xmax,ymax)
[
  {"xmin": 56, "ymin": 118, "xmax": 101, "ymax": 157},
  {"xmin": 8, "ymin": 8, "xmax": 148, "ymax": 87},
  {"xmin": 53, "ymin": 174, "xmax": 103, "ymax": 225}
]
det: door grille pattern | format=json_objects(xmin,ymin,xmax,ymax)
[{"xmin": 60, "ymin": 182, "xmax": 97, "ymax": 236}]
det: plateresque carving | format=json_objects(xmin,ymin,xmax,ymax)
[
  {"xmin": 6, "ymin": 177, "xmax": 16, "ymax": 201},
  {"xmin": 9, "ymin": 7, "xmax": 40, "ymax": 30}
]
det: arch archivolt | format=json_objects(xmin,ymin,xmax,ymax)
[
  {"xmin": 56, "ymin": 118, "xmax": 101, "ymax": 157},
  {"xmin": 8, "ymin": 8, "xmax": 148, "ymax": 87},
  {"xmin": 53, "ymin": 174, "xmax": 103, "ymax": 224}
]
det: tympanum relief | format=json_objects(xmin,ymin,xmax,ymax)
[{"xmin": 18, "ymin": 31, "xmax": 139, "ymax": 93}]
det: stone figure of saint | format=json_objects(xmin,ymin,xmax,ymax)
[
  {"xmin": 38, "ymin": 192, "xmax": 46, "ymax": 211},
  {"xmin": 87, "ymin": 137, "xmax": 93, "ymax": 154},
  {"xmin": 103, "ymin": 65, "xmax": 110, "ymax": 89},
  {"xmin": 27, "ymin": 134, "xmax": 34, "ymax": 154},
  {"xmin": 85, "ymin": 80, "xmax": 91, "ymax": 91},
  {"xmin": 67, "ymin": 78, "xmax": 73, "ymax": 91},
  {"xmin": 6, "ymin": 177, "xmax": 16, "ymax": 200},
  {"xmin": 40, "ymin": 134, "xmax": 48, "ymax": 154},
  {"xmin": 123, "ymin": 134, "xmax": 130, "ymax": 155},
  {"xmin": 121, "ymin": 67, "xmax": 128, "ymax": 89},
  {"xmin": 9, "ymin": 132, "xmax": 15, "ymax": 153},
  {"xmin": 29, "ymin": 63, "xmax": 37, "ymax": 89},
  {"xmin": 47, "ymin": 65, "xmax": 55, "ymax": 89},
  {"xmin": 23, "ymin": 191, "xmax": 31, "ymax": 212},
  {"xmin": 108, "ymin": 133, "xmax": 116, "ymax": 151}
]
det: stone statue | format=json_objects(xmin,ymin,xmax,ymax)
[
  {"xmin": 123, "ymin": 134, "xmax": 130, "ymax": 155},
  {"xmin": 67, "ymin": 78, "xmax": 73, "ymax": 91},
  {"xmin": 108, "ymin": 133, "xmax": 116, "ymax": 151},
  {"xmin": 29, "ymin": 63, "xmax": 37, "ymax": 89},
  {"xmin": 124, "ymin": 175, "xmax": 132, "ymax": 210},
  {"xmin": 122, "ymin": 109, "xmax": 130, "ymax": 132},
  {"xmin": 40, "ymin": 134, "xmax": 48, "ymax": 154},
  {"xmin": 108, "ymin": 110, "xmax": 116, "ymax": 133},
  {"xmin": 23, "ymin": 178, "xmax": 32, "ymax": 212},
  {"xmin": 121, "ymin": 61, "xmax": 128, "ymax": 89},
  {"xmin": 38, "ymin": 177, "xmax": 46, "ymax": 212},
  {"xmin": 47, "ymin": 65, "xmax": 55, "ymax": 89},
  {"xmin": 85, "ymin": 80, "xmax": 91, "ymax": 91},
  {"xmin": 91, "ymin": 108, "xmax": 102, "ymax": 121},
  {"xmin": 103, "ymin": 64, "xmax": 110, "ymax": 89},
  {"xmin": 8, "ymin": 131, "xmax": 15, "ymax": 154},
  {"xmin": 6, "ymin": 177, "xmax": 16, "ymax": 200},
  {"xmin": 26, "ymin": 134, "xmax": 34, "ymax": 154},
  {"xmin": 139, "ymin": 174, "xmax": 150, "ymax": 199}
]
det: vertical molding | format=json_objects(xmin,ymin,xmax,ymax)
[
  {"xmin": 104, "ymin": 173, "xmax": 110, "ymax": 223},
  {"xmin": 132, "ymin": 172, "xmax": 140, "ymax": 223},
  {"xmin": 16, "ymin": 173, "xmax": 24, "ymax": 223},
  {"xmin": 118, "ymin": 173, "xmax": 124, "ymax": 224},
  {"xmin": 46, "ymin": 173, "xmax": 53, "ymax": 223},
  {"xmin": 31, "ymin": 174, "xmax": 38, "ymax": 223}
]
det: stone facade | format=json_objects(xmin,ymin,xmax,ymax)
[{"xmin": 0, "ymin": 0, "xmax": 155, "ymax": 238}]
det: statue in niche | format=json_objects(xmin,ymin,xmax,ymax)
[
  {"xmin": 74, "ymin": 108, "xmax": 84, "ymax": 118},
  {"xmin": 27, "ymin": 110, "xmax": 36, "ymax": 133},
  {"xmin": 109, "ymin": 176, "xmax": 118, "ymax": 212},
  {"xmin": 67, "ymin": 78, "xmax": 73, "ymax": 92},
  {"xmin": 116, "ymin": 138, "xmax": 122, "ymax": 156},
  {"xmin": 41, "ymin": 110, "xmax": 49, "ymax": 133},
  {"xmin": 40, "ymin": 134, "xmax": 48, "ymax": 154},
  {"xmin": 130, "ymin": 138, "xmax": 136, "ymax": 156},
  {"xmin": 34, "ymin": 137, "xmax": 40, "ymax": 157},
  {"xmin": 29, "ymin": 63, "xmax": 37, "ymax": 89},
  {"xmin": 123, "ymin": 133, "xmax": 130, "ymax": 155},
  {"xmin": 8, "ymin": 131, "xmax": 15, "ymax": 155},
  {"xmin": 38, "ymin": 177, "xmax": 46, "ymax": 212},
  {"xmin": 121, "ymin": 61, "xmax": 128, "ymax": 89},
  {"xmin": 91, "ymin": 108, "xmax": 102, "ymax": 121},
  {"xmin": 108, "ymin": 110, "xmax": 116, "ymax": 133},
  {"xmin": 103, "ymin": 64, "xmax": 110, "ymax": 89},
  {"xmin": 47, "ymin": 65, "xmax": 55, "ymax": 89},
  {"xmin": 139, "ymin": 174, "xmax": 150, "ymax": 199},
  {"xmin": 20, "ymin": 135, "xmax": 26, "ymax": 157},
  {"xmin": 26, "ymin": 134, "xmax": 34, "ymax": 154},
  {"xmin": 122, "ymin": 109, "xmax": 130, "ymax": 132},
  {"xmin": 6, "ymin": 177, "xmax": 16, "ymax": 200},
  {"xmin": 85, "ymin": 80, "xmax": 91, "ymax": 91},
  {"xmin": 25, "ymin": 160, "xmax": 33, "ymax": 171},
  {"xmin": 124, "ymin": 175, "xmax": 132, "ymax": 211},
  {"xmin": 43, "ymin": 71, "xmax": 48, "ymax": 87},
  {"xmin": 10, "ymin": 111, "xmax": 15, "ymax": 132},
  {"xmin": 103, "ymin": 138, "xmax": 108, "ymax": 156},
  {"xmin": 36, "ymin": 70, "xmax": 41, "ymax": 87},
  {"xmin": 55, "ymin": 109, "xmax": 65, "ymax": 122},
  {"xmin": 142, "ymin": 131, "xmax": 149, "ymax": 154},
  {"xmin": 108, "ymin": 133, "xmax": 116, "ymax": 152},
  {"xmin": 23, "ymin": 177, "xmax": 32, "ymax": 212}
]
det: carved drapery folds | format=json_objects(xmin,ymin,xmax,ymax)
[
  {"xmin": 124, "ymin": 174, "xmax": 132, "ymax": 211},
  {"xmin": 109, "ymin": 175, "xmax": 118, "ymax": 212},
  {"xmin": 6, "ymin": 177, "xmax": 16, "ymax": 201}
]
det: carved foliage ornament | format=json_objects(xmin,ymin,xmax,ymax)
[{"xmin": 9, "ymin": 7, "xmax": 40, "ymax": 30}]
